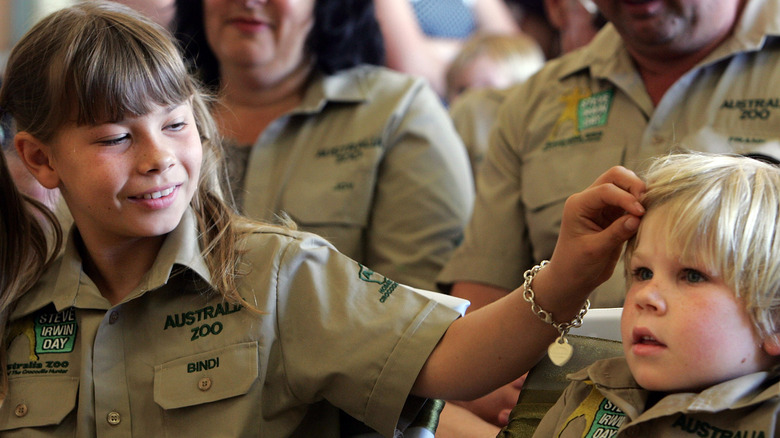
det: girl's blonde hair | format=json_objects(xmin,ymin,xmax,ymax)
[
  {"xmin": 0, "ymin": 149, "xmax": 62, "ymax": 400},
  {"xmin": 624, "ymin": 152, "xmax": 780, "ymax": 338},
  {"xmin": 0, "ymin": 1, "xmax": 261, "ymax": 392}
]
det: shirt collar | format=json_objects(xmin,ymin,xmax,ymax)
[
  {"xmin": 556, "ymin": 0, "xmax": 780, "ymax": 83},
  {"xmin": 11, "ymin": 208, "xmax": 212, "ymax": 318},
  {"xmin": 292, "ymin": 67, "xmax": 372, "ymax": 114},
  {"xmin": 570, "ymin": 357, "xmax": 780, "ymax": 420}
]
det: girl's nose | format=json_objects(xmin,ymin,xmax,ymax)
[{"xmin": 138, "ymin": 139, "xmax": 176, "ymax": 174}]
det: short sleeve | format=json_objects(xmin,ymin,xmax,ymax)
[{"xmin": 273, "ymin": 234, "xmax": 461, "ymax": 437}]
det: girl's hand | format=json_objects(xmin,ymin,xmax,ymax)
[{"xmin": 546, "ymin": 166, "xmax": 646, "ymax": 296}]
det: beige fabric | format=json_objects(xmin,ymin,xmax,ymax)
[
  {"xmin": 438, "ymin": 0, "xmax": 780, "ymax": 306},
  {"xmin": 0, "ymin": 210, "xmax": 460, "ymax": 437},
  {"xmin": 448, "ymin": 86, "xmax": 512, "ymax": 181},
  {"xmin": 532, "ymin": 357, "xmax": 780, "ymax": 437},
  {"xmin": 235, "ymin": 65, "xmax": 474, "ymax": 291}
]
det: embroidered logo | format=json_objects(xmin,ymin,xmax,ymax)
[
  {"xmin": 357, "ymin": 263, "xmax": 398, "ymax": 303},
  {"xmin": 316, "ymin": 136, "xmax": 382, "ymax": 162},
  {"xmin": 5, "ymin": 308, "xmax": 77, "ymax": 375},
  {"xmin": 34, "ymin": 307, "xmax": 78, "ymax": 354},
  {"xmin": 545, "ymin": 87, "xmax": 613, "ymax": 150},
  {"xmin": 6, "ymin": 308, "xmax": 77, "ymax": 362},
  {"xmin": 671, "ymin": 414, "xmax": 767, "ymax": 438},
  {"xmin": 721, "ymin": 98, "xmax": 780, "ymax": 120},
  {"xmin": 558, "ymin": 385, "xmax": 627, "ymax": 438},
  {"xmin": 6, "ymin": 317, "xmax": 38, "ymax": 362},
  {"xmin": 578, "ymin": 90, "xmax": 614, "ymax": 131},
  {"xmin": 550, "ymin": 87, "xmax": 592, "ymax": 139}
]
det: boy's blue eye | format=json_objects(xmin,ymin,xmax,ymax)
[
  {"xmin": 633, "ymin": 267, "xmax": 653, "ymax": 281},
  {"xmin": 683, "ymin": 269, "xmax": 707, "ymax": 283}
]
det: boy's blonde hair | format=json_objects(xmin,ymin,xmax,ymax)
[
  {"xmin": 0, "ymin": 1, "xmax": 258, "ymax": 344},
  {"xmin": 445, "ymin": 33, "xmax": 545, "ymax": 99},
  {"xmin": 624, "ymin": 152, "xmax": 780, "ymax": 338}
]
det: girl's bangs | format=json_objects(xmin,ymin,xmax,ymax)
[{"xmin": 66, "ymin": 19, "xmax": 194, "ymax": 125}]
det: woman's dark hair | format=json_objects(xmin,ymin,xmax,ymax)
[{"xmin": 174, "ymin": 0, "xmax": 385, "ymax": 90}]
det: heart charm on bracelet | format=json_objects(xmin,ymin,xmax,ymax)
[{"xmin": 548, "ymin": 336, "xmax": 573, "ymax": 366}]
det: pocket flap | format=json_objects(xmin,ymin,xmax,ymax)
[
  {"xmin": 521, "ymin": 143, "xmax": 625, "ymax": 210},
  {"xmin": 154, "ymin": 342, "xmax": 259, "ymax": 410},
  {"xmin": 0, "ymin": 376, "xmax": 78, "ymax": 430}
]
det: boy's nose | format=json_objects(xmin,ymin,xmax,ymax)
[{"xmin": 633, "ymin": 282, "xmax": 667, "ymax": 314}]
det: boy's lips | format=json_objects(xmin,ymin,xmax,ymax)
[{"xmin": 631, "ymin": 327, "xmax": 666, "ymax": 355}]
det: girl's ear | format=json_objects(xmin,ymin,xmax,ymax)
[
  {"xmin": 15, "ymin": 132, "xmax": 61, "ymax": 189},
  {"xmin": 762, "ymin": 334, "xmax": 780, "ymax": 356}
]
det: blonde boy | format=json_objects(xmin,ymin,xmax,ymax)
[{"xmin": 530, "ymin": 153, "xmax": 780, "ymax": 437}]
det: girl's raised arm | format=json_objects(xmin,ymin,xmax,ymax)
[{"xmin": 413, "ymin": 166, "xmax": 645, "ymax": 400}]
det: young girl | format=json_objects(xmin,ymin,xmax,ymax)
[
  {"xmin": 0, "ymin": 3, "xmax": 645, "ymax": 436},
  {"xmin": 515, "ymin": 152, "xmax": 780, "ymax": 437}
]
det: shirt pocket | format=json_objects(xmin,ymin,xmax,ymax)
[
  {"xmin": 154, "ymin": 342, "xmax": 262, "ymax": 437},
  {"xmin": 521, "ymin": 143, "xmax": 627, "ymax": 210},
  {"xmin": 520, "ymin": 143, "xmax": 626, "ymax": 250},
  {"xmin": 0, "ymin": 376, "xmax": 78, "ymax": 435},
  {"xmin": 154, "ymin": 341, "xmax": 259, "ymax": 409},
  {"xmin": 280, "ymin": 148, "xmax": 381, "ymax": 229}
]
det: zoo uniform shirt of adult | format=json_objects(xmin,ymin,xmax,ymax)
[
  {"xmin": 225, "ymin": 64, "xmax": 474, "ymax": 292},
  {"xmin": 449, "ymin": 86, "xmax": 513, "ymax": 182},
  {"xmin": 0, "ymin": 209, "xmax": 461, "ymax": 437},
  {"xmin": 529, "ymin": 357, "xmax": 780, "ymax": 437},
  {"xmin": 437, "ymin": 0, "xmax": 780, "ymax": 307}
]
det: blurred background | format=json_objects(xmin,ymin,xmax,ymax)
[{"xmin": 0, "ymin": 0, "xmax": 76, "ymax": 71}]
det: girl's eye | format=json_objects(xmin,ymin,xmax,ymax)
[
  {"xmin": 99, "ymin": 134, "xmax": 130, "ymax": 146},
  {"xmin": 683, "ymin": 269, "xmax": 707, "ymax": 283},
  {"xmin": 632, "ymin": 267, "xmax": 653, "ymax": 281},
  {"xmin": 166, "ymin": 121, "xmax": 187, "ymax": 132}
]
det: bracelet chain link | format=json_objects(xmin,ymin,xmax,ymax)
[{"xmin": 522, "ymin": 260, "xmax": 590, "ymax": 337}]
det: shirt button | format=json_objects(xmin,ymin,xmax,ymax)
[
  {"xmin": 198, "ymin": 377, "xmax": 212, "ymax": 391},
  {"xmin": 14, "ymin": 404, "xmax": 28, "ymax": 417},
  {"xmin": 108, "ymin": 311, "xmax": 119, "ymax": 324},
  {"xmin": 107, "ymin": 411, "xmax": 121, "ymax": 426}
]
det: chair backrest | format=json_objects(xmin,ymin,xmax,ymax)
[{"xmin": 497, "ymin": 335, "xmax": 624, "ymax": 437}]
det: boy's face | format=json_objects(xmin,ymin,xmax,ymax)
[
  {"xmin": 41, "ymin": 102, "xmax": 202, "ymax": 248},
  {"xmin": 621, "ymin": 208, "xmax": 777, "ymax": 392}
]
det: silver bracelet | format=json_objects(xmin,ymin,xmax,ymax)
[{"xmin": 522, "ymin": 261, "xmax": 590, "ymax": 366}]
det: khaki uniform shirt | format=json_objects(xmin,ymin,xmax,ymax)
[
  {"xmin": 0, "ymin": 211, "xmax": 461, "ymax": 437},
  {"xmin": 438, "ymin": 0, "xmax": 780, "ymax": 306},
  {"xmin": 531, "ymin": 357, "xmax": 780, "ymax": 437},
  {"xmin": 449, "ymin": 87, "xmax": 512, "ymax": 182},
  {"xmin": 233, "ymin": 65, "xmax": 474, "ymax": 291}
]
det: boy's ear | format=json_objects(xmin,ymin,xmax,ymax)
[
  {"xmin": 14, "ymin": 132, "xmax": 61, "ymax": 189},
  {"xmin": 762, "ymin": 334, "xmax": 780, "ymax": 356}
]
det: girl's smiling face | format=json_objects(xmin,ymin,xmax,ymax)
[
  {"xmin": 43, "ymin": 102, "xmax": 202, "ymax": 248},
  {"xmin": 621, "ymin": 208, "xmax": 777, "ymax": 392}
]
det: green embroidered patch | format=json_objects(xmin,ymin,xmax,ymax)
[
  {"xmin": 358, "ymin": 263, "xmax": 398, "ymax": 302},
  {"xmin": 34, "ymin": 307, "xmax": 78, "ymax": 355},
  {"xmin": 578, "ymin": 89, "xmax": 614, "ymax": 131}
]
